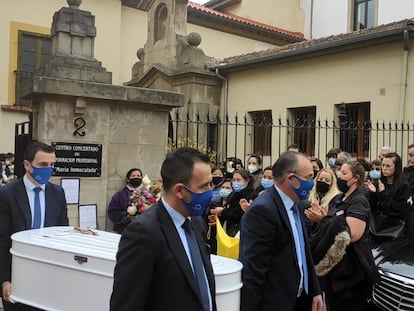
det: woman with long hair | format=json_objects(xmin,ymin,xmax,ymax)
[
  {"xmin": 212, "ymin": 169, "xmax": 254, "ymax": 236},
  {"xmin": 366, "ymin": 152, "xmax": 412, "ymax": 244},
  {"xmin": 107, "ymin": 168, "xmax": 143, "ymax": 234},
  {"xmin": 305, "ymin": 168, "xmax": 340, "ymax": 225},
  {"xmin": 319, "ymin": 161, "xmax": 378, "ymax": 311}
]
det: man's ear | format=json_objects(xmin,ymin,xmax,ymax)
[
  {"xmin": 23, "ymin": 160, "xmax": 31, "ymax": 172},
  {"xmin": 174, "ymin": 183, "xmax": 186, "ymax": 200}
]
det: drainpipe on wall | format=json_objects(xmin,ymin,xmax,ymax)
[
  {"xmin": 310, "ymin": 0, "xmax": 314, "ymax": 40},
  {"xmin": 399, "ymin": 30, "xmax": 410, "ymax": 122},
  {"xmin": 215, "ymin": 68, "xmax": 228, "ymax": 160}
]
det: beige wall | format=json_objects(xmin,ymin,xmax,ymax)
[
  {"xmin": 0, "ymin": 0, "xmax": 280, "ymax": 152},
  {"xmin": 0, "ymin": 0, "xmax": 126, "ymax": 153},
  {"xmin": 224, "ymin": 0, "xmax": 305, "ymax": 34},
  {"xmin": 225, "ymin": 40, "xmax": 414, "ymax": 162},
  {"xmin": 120, "ymin": 6, "xmax": 148, "ymax": 84},
  {"xmin": 187, "ymin": 24, "xmax": 275, "ymax": 59}
]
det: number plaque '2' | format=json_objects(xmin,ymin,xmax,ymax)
[{"xmin": 73, "ymin": 117, "xmax": 86, "ymax": 136}]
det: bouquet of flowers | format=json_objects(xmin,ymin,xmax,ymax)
[{"xmin": 126, "ymin": 175, "xmax": 163, "ymax": 220}]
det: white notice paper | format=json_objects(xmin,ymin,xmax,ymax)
[
  {"xmin": 79, "ymin": 204, "xmax": 98, "ymax": 229},
  {"xmin": 61, "ymin": 178, "xmax": 80, "ymax": 204}
]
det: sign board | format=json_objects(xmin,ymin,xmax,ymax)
[
  {"xmin": 78, "ymin": 204, "xmax": 98, "ymax": 229},
  {"xmin": 60, "ymin": 178, "xmax": 80, "ymax": 204},
  {"xmin": 52, "ymin": 142, "xmax": 102, "ymax": 177}
]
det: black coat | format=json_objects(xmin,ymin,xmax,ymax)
[
  {"xmin": 240, "ymin": 186, "xmax": 321, "ymax": 311},
  {"xmin": 221, "ymin": 185, "xmax": 253, "ymax": 236},
  {"xmin": 110, "ymin": 200, "xmax": 217, "ymax": 311},
  {"xmin": 0, "ymin": 179, "xmax": 68, "ymax": 285}
]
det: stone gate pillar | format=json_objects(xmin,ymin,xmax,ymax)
[{"xmin": 25, "ymin": 0, "xmax": 184, "ymax": 229}]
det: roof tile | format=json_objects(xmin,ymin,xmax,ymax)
[
  {"xmin": 188, "ymin": 1, "xmax": 304, "ymax": 40},
  {"xmin": 212, "ymin": 18, "xmax": 414, "ymax": 67}
]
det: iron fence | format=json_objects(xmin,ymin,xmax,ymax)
[{"xmin": 169, "ymin": 110, "xmax": 414, "ymax": 169}]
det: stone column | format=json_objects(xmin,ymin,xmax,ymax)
[{"xmin": 26, "ymin": 0, "xmax": 184, "ymax": 229}]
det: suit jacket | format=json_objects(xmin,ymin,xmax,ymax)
[
  {"xmin": 0, "ymin": 178, "xmax": 69, "ymax": 285},
  {"xmin": 240, "ymin": 186, "xmax": 321, "ymax": 311},
  {"xmin": 110, "ymin": 200, "xmax": 217, "ymax": 311}
]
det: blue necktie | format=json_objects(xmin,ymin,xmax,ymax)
[
  {"xmin": 33, "ymin": 187, "xmax": 42, "ymax": 229},
  {"xmin": 182, "ymin": 219, "xmax": 210, "ymax": 311},
  {"xmin": 292, "ymin": 204, "xmax": 309, "ymax": 294}
]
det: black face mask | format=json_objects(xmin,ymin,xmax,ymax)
[
  {"xmin": 129, "ymin": 178, "xmax": 142, "ymax": 188},
  {"xmin": 212, "ymin": 176, "xmax": 224, "ymax": 186},
  {"xmin": 316, "ymin": 180, "xmax": 330, "ymax": 194},
  {"xmin": 337, "ymin": 178, "xmax": 350, "ymax": 193},
  {"xmin": 313, "ymin": 170, "xmax": 319, "ymax": 179}
]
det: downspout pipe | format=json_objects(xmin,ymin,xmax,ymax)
[
  {"xmin": 215, "ymin": 68, "xmax": 228, "ymax": 161},
  {"xmin": 399, "ymin": 30, "xmax": 410, "ymax": 122},
  {"xmin": 310, "ymin": 0, "xmax": 314, "ymax": 40}
]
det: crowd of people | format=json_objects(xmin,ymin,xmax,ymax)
[
  {"xmin": 108, "ymin": 144, "xmax": 414, "ymax": 311},
  {"xmin": 2, "ymin": 140, "xmax": 414, "ymax": 310},
  {"xmin": 0, "ymin": 153, "xmax": 15, "ymax": 187}
]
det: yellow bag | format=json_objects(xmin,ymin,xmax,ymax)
[{"xmin": 216, "ymin": 216, "xmax": 239, "ymax": 259}]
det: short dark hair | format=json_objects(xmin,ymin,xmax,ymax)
[
  {"xmin": 408, "ymin": 144, "xmax": 414, "ymax": 149},
  {"xmin": 345, "ymin": 160, "xmax": 366, "ymax": 187},
  {"xmin": 248, "ymin": 154, "xmax": 262, "ymax": 166},
  {"xmin": 371, "ymin": 159, "xmax": 381, "ymax": 167},
  {"xmin": 126, "ymin": 168, "xmax": 143, "ymax": 180},
  {"xmin": 310, "ymin": 157, "xmax": 323, "ymax": 170},
  {"xmin": 272, "ymin": 152, "xmax": 301, "ymax": 182},
  {"xmin": 161, "ymin": 147, "xmax": 210, "ymax": 191},
  {"xmin": 262, "ymin": 166, "xmax": 273, "ymax": 173},
  {"xmin": 23, "ymin": 141, "xmax": 55, "ymax": 162},
  {"xmin": 327, "ymin": 148, "xmax": 341, "ymax": 158}
]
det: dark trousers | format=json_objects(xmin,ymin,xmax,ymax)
[
  {"xmin": 294, "ymin": 292, "xmax": 313, "ymax": 311},
  {"xmin": 2, "ymin": 300, "xmax": 43, "ymax": 311},
  {"xmin": 325, "ymin": 282, "xmax": 369, "ymax": 311}
]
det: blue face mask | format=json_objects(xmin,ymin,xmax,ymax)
[
  {"xmin": 181, "ymin": 186, "xmax": 213, "ymax": 216},
  {"xmin": 30, "ymin": 165, "xmax": 54, "ymax": 185},
  {"xmin": 261, "ymin": 178, "xmax": 273, "ymax": 189},
  {"xmin": 219, "ymin": 188, "xmax": 232, "ymax": 198},
  {"xmin": 232, "ymin": 182, "xmax": 245, "ymax": 192},
  {"xmin": 328, "ymin": 158, "xmax": 336, "ymax": 168},
  {"xmin": 369, "ymin": 170, "xmax": 381, "ymax": 180},
  {"xmin": 290, "ymin": 175, "xmax": 314, "ymax": 200}
]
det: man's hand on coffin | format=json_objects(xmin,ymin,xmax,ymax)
[{"xmin": 2, "ymin": 281, "xmax": 11, "ymax": 302}]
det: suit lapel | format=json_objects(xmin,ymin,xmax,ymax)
[
  {"xmin": 269, "ymin": 187, "xmax": 300, "ymax": 262},
  {"xmin": 14, "ymin": 179, "xmax": 32, "ymax": 229},
  {"xmin": 157, "ymin": 202, "xmax": 202, "ymax": 301},
  {"xmin": 269, "ymin": 187, "xmax": 293, "ymax": 235}
]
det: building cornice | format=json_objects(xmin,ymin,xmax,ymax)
[
  {"xmin": 120, "ymin": 0, "xmax": 304, "ymax": 45},
  {"xmin": 210, "ymin": 19, "xmax": 414, "ymax": 73},
  {"xmin": 203, "ymin": 0, "xmax": 241, "ymax": 11}
]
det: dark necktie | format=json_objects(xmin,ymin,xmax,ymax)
[
  {"xmin": 182, "ymin": 219, "xmax": 210, "ymax": 311},
  {"xmin": 292, "ymin": 203, "xmax": 309, "ymax": 294},
  {"xmin": 33, "ymin": 187, "xmax": 42, "ymax": 229}
]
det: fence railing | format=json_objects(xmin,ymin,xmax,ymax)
[{"xmin": 169, "ymin": 110, "xmax": 414, "ymax": 169}]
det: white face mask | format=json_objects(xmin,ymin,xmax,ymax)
[
  {"xmin": 248, "ymin": 164, "xmax": 258, "ymax": 174},
  {"xmin": 5, "ymin": 160, "xmax": 11, "ymax": 165}
]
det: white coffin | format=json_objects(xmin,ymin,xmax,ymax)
[
  {"xmin": 10, "ymin": 226, "xmax": 242, "ymax": 311},
  {"xmin": 10, "ymin": 226, "xmax": 120, "ymax": 311}
]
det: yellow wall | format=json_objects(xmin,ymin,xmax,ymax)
[
  {"xmin": 0, "ymin": 0, "xmax": 129, "ymax": 152},
  {"xmin": 187, "ymin": 23, "xmax": 276, "ymax": 58},
  {"xmin": 120, "ymin": 6, "xmax": 148, "ymax": 84},
  {"xmin": 224, "ymin": 40, "xmax": 414, "ymax": 160},
  {"xmin": 224, "ymin": 0, "xmax": 305, "ymax": 34}
]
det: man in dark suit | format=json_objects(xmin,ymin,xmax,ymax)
[
  {"xmin": 110, "ymin": 147, "xmax": 216, "ymax": 311},
  {"xmin": 0, "ymin": 141, "xmax": 68, "ymax": 311},
  {"xmin": 240, "ymin": 151, "xmax": 323, "ymax": 311}
]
